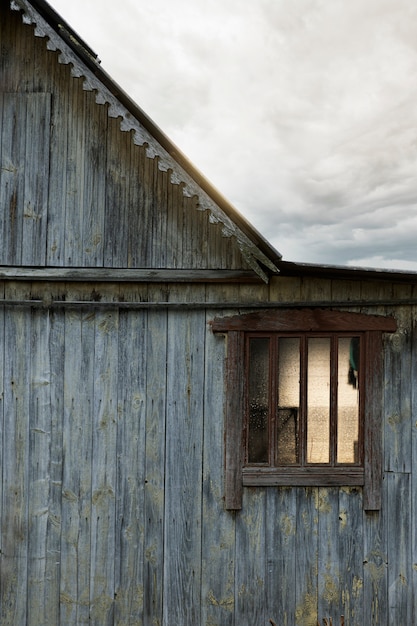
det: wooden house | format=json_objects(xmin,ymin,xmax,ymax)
[{"xmin": 1, "ymin": 1, "xmax": 417, "ymax": 624}]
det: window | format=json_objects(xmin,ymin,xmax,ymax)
[
  {"xmin": 246, "ymin": 333, "xmax": 361, "ymax": 468},
  {"xmin": 211, "ymin": 309, "xmax": 397, "ymax": 511}
]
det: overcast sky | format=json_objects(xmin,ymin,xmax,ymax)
[{"xmin": 50, "ymin": 0, "xmax": 417, "ymax": 270}]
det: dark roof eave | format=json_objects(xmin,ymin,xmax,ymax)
[{"xmin": 277, "ymin": 259, "xmax": 417, "ymax": 283}]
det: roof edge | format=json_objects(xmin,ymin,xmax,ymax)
[{"xmin": 277, "ymin": 259, "xmax": 417, "ymax": 283}]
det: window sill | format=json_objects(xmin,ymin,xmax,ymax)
[{"xmin": 242, "ymin": 466, "xmax": 364, "ymax": 487}]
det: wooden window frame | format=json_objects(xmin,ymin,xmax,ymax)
[{"xmin": 211, "ymin": 309, "xmax": 397, "ymax": 511}]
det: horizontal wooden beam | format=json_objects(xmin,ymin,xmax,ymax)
[
  {"xmin": 0, "ymin": 267, "xmax": 262, "ymax": 283},
  {"xmin": 212, "ymin": 308, "xmax": 397, "ymax": 332}
]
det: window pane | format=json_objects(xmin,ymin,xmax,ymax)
[
  {"xmin": 337, "ymin": 337, "xmax": 360, "ymax": 463},
  {"xmin": 307, "ymin": 338, "xmax": 330, "ymax": 463},
  {"xmin": 277, "ymin": 338, "xmax": 300, "ymax": 464},
  {"xmin": 248, "ymin": 337, "xmax": 269, "ymax": 463}
]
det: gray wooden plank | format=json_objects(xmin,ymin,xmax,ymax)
[
  {"xmin": 201, "ymin": 311, "xmax": 236, "ymax": 626},
  {"xmin": 224, "ymin": 330, "xmax": 244, "ymax": 510},
  {"xmin": 412, "ymin": 296, "xmax": 417, "ymax": 622},
  {"xmin": 317, "ymin": 488, "xmax": 341, "ymax": 621},
  {"xmin": 82, "ymin": 92, "xmax": 107, "ymax": 267},
  {"xmin": 295, "ymin": 488, "xmax": 318, "ymax": 626},
  {"xmin": 22, "ymin": 93, "xmax": 51, "ymax": 265},
  {"xmin": 0, "ymin": 305, "xmax": 31, "ymax": 624},
  {"xmin": 46, "ymin": 71, "xmax": 68, "ymax": 265},
  {"xmin": 89, "ymin": 309, "xmax": 119, "ymax": 624},
  {"xmin": 265, "ymin": 487, "xmax": 297, "ymax": 626},
  {"xmin": 143, "ymin": 299, "xmax": 167, "ymax": 624},
  {"xmin": 127, "ymin": 143, "xmax": 149, "ymax": 268},
  {"xmin": 338, "ymin": 487, "xmax": 364, "ymax": 624},
  {"xmin": 46, "ymin": 308, "xmax": 65, "ymax": 624},
  {"xmin": 235, "ymin": 489, "xmax": 267, "ymax": 626},
  {"xmin": 363, "ymin": 505, "xmax": 388, "ymax": 626},
  {"xmin": 149, "ymin": 157, "xmax": 167, "ymax": 268},
  {"xmin": 364, "ymin": 331, "xmax": 384, "ymax": 511},
  {"xmin": 103, "ymin": 118, "xmax": 129, "ymax": 267},
  {"xmin": 114, "ymin": 309, "xmax": 147, "ymax": 623},
  {"xmin": 64, "ymin": 88, "xmax": 86, "ymax": 266},
  {"xmin": 384, "ymin": 303, "xmax": 412, "ymax": 473},
  {"xmin": 26, "ymin": 309, "xmax": 53, "ymax": 622},
  {"xmin": 0, "ymin": 92, "xmax": 4, "ymax": 260},
  {"xmin": 60, "ymin": 308, "xmax": 94, "ymax": 623},
  {"xmin": 386, "ymin": 472, "xmax": 412, "ymax": 623},
  {"xmin": 0, "ymin": 300, "xmax": 4, "ymax": 619},
  {"xmin": 0, "ymin": 94, "xmax": 26, "ymax": 264},
  {"xmin": 163, "ymin": 308, "xmax": 205, "ymax": 624}
]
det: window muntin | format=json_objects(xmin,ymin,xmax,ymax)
[{"xmin": 245, "ymin": 333, "xmax": 362, "ymax": 471}]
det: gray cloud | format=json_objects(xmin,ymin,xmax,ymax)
[{"xmin": 52, "ymin": 0, "xmax": 417, "ymax": 270}]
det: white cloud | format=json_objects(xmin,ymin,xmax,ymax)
[{"xmin": 50, "ymin": 0, "xmax": 417, "ymax": 269}]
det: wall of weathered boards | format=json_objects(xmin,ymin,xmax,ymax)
[{"xmin": 1, "ymin": 1, "xmax": 417, "ymax": 625}]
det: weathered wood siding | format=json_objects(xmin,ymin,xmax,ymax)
[
  {"xmin": 0, "ymin": 5, "xmax": 247, "ymax": 270},
  {"xmin": 2, "ymin": 3, "xmax": 417, "ymax": 625},
  {"xmin": 0, "ymin": 277, "xmax": 415, "ymax": 625}
]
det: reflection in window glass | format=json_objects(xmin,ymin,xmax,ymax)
[
  {"xmin": 307, "ymin": 338, "xmax": 330, "ymax": 463},
  {"xmin": 338, "ymin": 337, "xmax": 360, "ymax": 463},
  {"xmin": 248, "ymin": 338, "xmax": 269, "ymax": 463},
  {"xmin": 277, "ymin": 338, "xmax": 300, "ymax": 464}
]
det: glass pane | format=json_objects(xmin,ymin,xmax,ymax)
[
  {"xmin": 307, "ymin": 338, "xmax": 330, "ymax": 463},
  {"xmin": 248, "ymin": 337, "xmax": 269, "ymax": 463},
  {"xmin": 337, "ymin": 337, "xmax": 360, "ymax": 463},
  {"xmin": 277, "ymin": 338, "xmax": 300, "ymax": 464}
]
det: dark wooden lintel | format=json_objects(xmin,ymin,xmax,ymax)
[{"xmin": 212, "ymin": 308, "xmax": 397, "ymax": 332}]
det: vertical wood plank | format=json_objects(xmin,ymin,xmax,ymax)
[
  {"xmin": 317, "ymin": 488, "xmax": 341, "ymax": 620},
  {"xmin": 22, "ymin": 93, "xmax": 51, "ymax": 265},
  {"xmin": 27, "ymin": 310, "xmax": 53, "ymax": 622},
  {"xmin": 0, "ymin": 93, "xmax": 26, "ymax": 264},
  {"xmin": 386, "ymin": 472, "xmax": 412, "ymax": 624},
  {"xmin": 265, "ymin": 487, "xmax": 297, "ymax": 626},
  {"xmin": 201, "ymin": 313, "xmax": 236, "ymax": 626},
  {"xmin": 411, "ymin": 295, "xmax": 417, "ymax": 623},
  {"xmin": 295, "ymin": 488, "xmax": 318, "ymax": 626},
  {"xmin": 0, "ymin": 299, "xmax": 4, "ymax": 620},
  {"xmin": 338, "ymin": 487, "xmax": 364, "ymax": 624},
  {"xmin": 90, "ymin": 309, "xmax": 118, "ymax": 624},
  {"xmin": 224, "ymin": 331, "xmax": 244, "ymax": 510},
  {"xmin": 46, "ymin": 79, "xmax": 67, "ymax": 265},
  {"xmin": 364, "ymin": 331, "xmax": 383, "ymax": 511},
  {"xmin": 114, "ymin": 309, "xmax": 147, "ymax": 623},
  {"xmin": 46, "ymin": 308, "xmax": 65, "ymax": 624},
  {"xmin": 384, "ymin": 304, "xmax": 412, "ymax": 474},
  {"xmin": 64, "ymin": 86, "xmax": 86, "ymax": 266},
  {"xmin": 163, "ymin": 308, "xmax": 205, "ymax": 624},
  {"xmin": 0, "ymin": 304, "xmax": 31, "ymax": 624},
  {"xmin": 60, "ymin": 308, "xmax": 94, "ymax": 624},
  {"xmin": 103, "ymin": 120, "xmax": 130, "ymax": 268},
  {"xmin": 82, "ymin": 94, "xmax": 107, "ymax": 267},
  {"xmin": 363, "ymin": 506, "xmax": 388, "ymax": 626},
  {"xmin": 143, "ymin": 296, "xmax": 167, "ymax": 625},
  {"xmin": 235, "ymin": 489, "xmax": 267, "ymax": 626}
]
